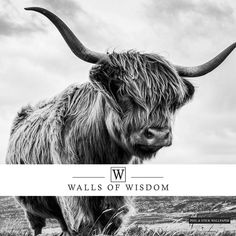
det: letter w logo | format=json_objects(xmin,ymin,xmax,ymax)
[{"xmin": 111, "ymin": 167, "xmax": 126, "ymax": 182}]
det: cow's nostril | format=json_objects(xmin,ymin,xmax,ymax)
[
  {"xmin": 143, "ymin": 129, "xmax": 155, "ymax": 139},
  {"xmin": 164, "ymin": 131, "xmax": 170, "ymax": 139}
]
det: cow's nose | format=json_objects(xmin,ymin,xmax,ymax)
[
  {"xmin": 144, "ymin": 128, "xmax": 170, "ymax": 140},
  {"xmin": 130, "ymin": 127, "xmax": 172, "ymax": 148}
]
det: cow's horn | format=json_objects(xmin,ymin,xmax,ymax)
[
  {"xmin": 175, "ymin": 42, "xmax": 236, "ymax": 77},
  {"xmin": 25, "ymin": 7, "xmax": 111, "ymax": 64}
]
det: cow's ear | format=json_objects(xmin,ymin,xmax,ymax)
[
  {"xmin": 170, "ymin": 79, "xmax": 195, "ymax": 111},
  {"xmin": 183, "ymin": 78, "xmax": 195, "ymax": 103},
  {"xmin": 90, "ymin": 64, "xmax": 123, "ymax": 98},
  {"xmin": 184, "ymin": 79, "xmax": 195, "ymax": 100}
]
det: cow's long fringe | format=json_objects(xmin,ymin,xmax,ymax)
[
  {"xmin": 111, "ymin": 52, "xmax": 174, "ymax": 131},
  {"xmin": 109, "ymin": 51, "xmax": 187, "ymax": 108},
  {"xmin": 90, "ymin": 51, "xmax": 192, "ymax": 132}
]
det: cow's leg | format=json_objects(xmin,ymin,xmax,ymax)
[
  {"xmin": 26, "ymin": 211, "xmax": 46, "ymax": 236},
  {"xmin": 73, "ymin": 196, "xmax": 129, "ymax": 235},
  {"xmin": 56, "ymin": 196, "xmax": 97, "ymax": 235},
  {"xmin": 56, "ymin": 196, "xmax": 127, "ymax": 236}
]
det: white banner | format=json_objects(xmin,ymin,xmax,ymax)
[{"xmin": 0, "ymin": 164, "xmax": 235, "ymax": 196}]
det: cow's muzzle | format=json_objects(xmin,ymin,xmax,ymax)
[{"xmin": 131, "ymin": 127, "xmax": 172, "ymax": 155}]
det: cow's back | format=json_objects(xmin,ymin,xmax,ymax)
[{"xmin": 6, "ymin": 82, "xmax": 96, "ymax": 164}]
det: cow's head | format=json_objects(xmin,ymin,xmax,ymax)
[
  {"xmin": 25, "ymin": 7, "xmax": 236, "ymax": 159},
  {"xmin": 89, "ymin": 52, "xmax": 194, "ymax": 158}
]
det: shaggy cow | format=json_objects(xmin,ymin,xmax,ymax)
[{"xmin": 6, "ymin": 7, "xmax": 236, "ymax": 236}]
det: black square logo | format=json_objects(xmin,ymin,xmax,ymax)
[{"xmin": 110, "ymin": 167, "xmax": 126, "ymax": 182}]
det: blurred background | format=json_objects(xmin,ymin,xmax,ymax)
[{"xmin": 0, "ymin": 0, "xmax": 236, "ymax": 164}]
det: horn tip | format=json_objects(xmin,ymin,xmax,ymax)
[
  {"xmin": 24, "ymin": 7, "xmax": 34, "ymax": 11},
  {"xmin": 24, "ymin": 7, "xmax": 45, "ymax": 11}
]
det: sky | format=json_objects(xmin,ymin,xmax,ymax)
[{"xmin": 0, "ymin": 0, "xmax": 236, "ymax": 164}]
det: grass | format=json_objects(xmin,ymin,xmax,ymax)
[
  {"xmin": 1, "ymin": 197, "xmax": 236, "ymax": 236},
  {"xmin": 0, "ymin": 227, "xmax": 236, "ymax": 236},
  {"xmin": 0, "ymin": 231, "xmax": 32, "ymax": 236},
  {"xmin": 121, "ymin": 226, "xmax": 236, "ymax": 236}
]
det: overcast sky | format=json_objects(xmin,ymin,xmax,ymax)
[{"xmin": 0, "ymin": 0, "xmax": 236, "ymax": 164}]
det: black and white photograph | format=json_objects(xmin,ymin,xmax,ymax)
[{"xmin": 1, "ymin": 0, "xmax": 236, "ymax": 235}]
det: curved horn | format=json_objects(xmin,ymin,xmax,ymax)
[
  {"xmin": 25, "ymin": 7, "xmax": 110, "ymax": 64},
  {"xmin": 175, "ymin": 42, "xmax": 236, "ymax": 77}
]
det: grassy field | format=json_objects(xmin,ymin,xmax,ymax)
[{"xmin": 1, "ymin": 196, "xmax": 236, "ymax": 235}]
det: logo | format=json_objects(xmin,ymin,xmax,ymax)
[
  {"xmin": 189, "ymin": 218, "xmax": 230, "ymax": 224},
  {"xmin": 110, "ymin": 167, "xmax": 126, "ymax": 182}
]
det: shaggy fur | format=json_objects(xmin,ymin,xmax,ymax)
[{"xmin": 6, "ymin": 51, "xmax": 194, "ymax": 235}]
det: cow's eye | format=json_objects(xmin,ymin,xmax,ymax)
[
  {"xmin": 109, "ymin": 81, "xmax": 120, "ymax": 97},
  {"xmin": 118, "ymin": 96, "xmax": 135, "ymax": 112}
]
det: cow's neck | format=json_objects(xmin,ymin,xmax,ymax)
[{"xmin": 61, "ymin": 89, "xmax": 132, "ymax": 164}]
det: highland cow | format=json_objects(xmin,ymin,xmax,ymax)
[{"xmin": 6, "ymin": 7, "xmax": 236, "ymax": 236}]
